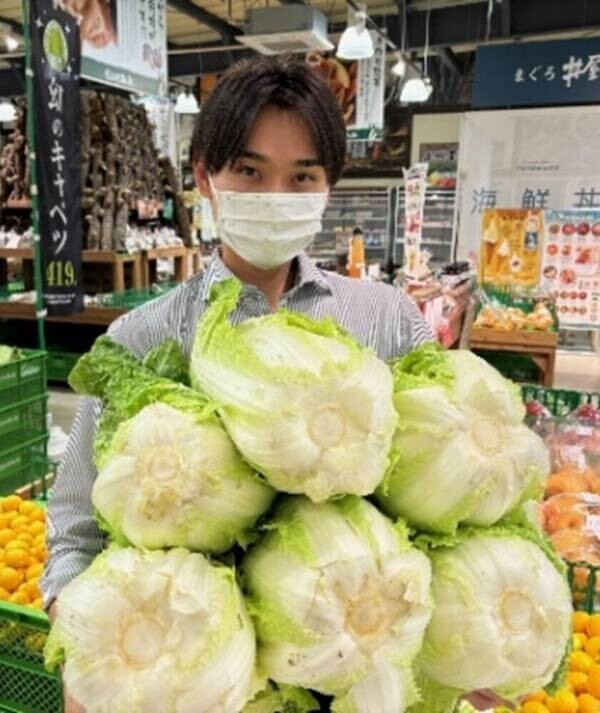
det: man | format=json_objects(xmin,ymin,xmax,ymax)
[{"xmin": 42, "ymin": 55, "xmax": 444, "ymax": 712}]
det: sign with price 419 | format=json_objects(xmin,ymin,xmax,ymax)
[{"xmin": 29, "ymin": 1, "xmax": 84, "ymax": 315}]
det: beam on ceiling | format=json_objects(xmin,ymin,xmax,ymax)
[
  {"xmin": 437, "ymin": 47, "xmax": 461, "ymax": 76},
  {"xmin": 0, "ymin": 16, "xmax": 23, "ymax": 36},
  {"xmin": 167, "ymin": 0, "xmax": 241, "ymax": 42},
  {"xmin": 500, "ymin": 0, "xmax": 511, "ymax": 36},
  {"xmin": 167, "ymin": 0, "xmax": 600, "ymax": 77}
]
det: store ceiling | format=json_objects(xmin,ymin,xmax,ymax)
[{"xmin": 0, "ymin": 0, "xmax": 599, "ymax": 91}]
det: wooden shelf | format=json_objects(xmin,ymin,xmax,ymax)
[
  {"xmin": 0, "ymin": 247, "xmax": 34, "ymax": 259},
  {"xmin": 0, "ymin": 302, "xmax": 127, "ymax": 326}
]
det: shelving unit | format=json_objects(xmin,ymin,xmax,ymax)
[
  {"xmin": 394, "ymin": 187, "xmax": 456, "ymax": 267},
  {"xmin": 310, "ymin": 188, "xmax": 394, "ymax": 265}
]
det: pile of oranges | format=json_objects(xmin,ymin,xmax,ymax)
[
  {"xmin": 515, "ymin": 612, "xmax": 600, "ymax": 713},
  {"xmin": 0, "ymin": 494, "xmax": 47, "ymax": 609}
]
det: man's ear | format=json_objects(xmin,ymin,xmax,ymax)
[{"xmin": 193, "ymin": 161, "xmax": 211, "ymax": 199}]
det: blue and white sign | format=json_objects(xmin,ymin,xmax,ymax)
[{"xmin": 473, "ymin": 38, "xmax": 600, "ymax": 108}]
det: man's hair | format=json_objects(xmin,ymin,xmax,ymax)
[{"xmin": 191, "ymin": 55, "xmax": 347, "ymax": 185}]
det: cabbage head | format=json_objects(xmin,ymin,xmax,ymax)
[
  {"xmin": 413, "ymin": 525, "xmax": 572, "ymax": 710},
  {"xmin": 46, "ymin": 547, "xmax": 259, "ymax": 713},
  {"xmin": 377, "ymin": 345, "xmax": 549, "ymax": 533},
  {"xmin": 69, "ymin": 337, "xmax": 274, "ymax": 552},
  {"xmin": 242, "ymin": 496, "xmax": 433, "ymax": 712},
  {"xmin": 190, "ymin": 279, "xmax": 397, "ymax": 502}
]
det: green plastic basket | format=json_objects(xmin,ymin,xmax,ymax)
[
  {"xmin": 0, "ymin": 602, "xmax": 62, "ymax": 713},
  {"xmin": 521, "ymin": 384, "xmax": 600, "ymax": 417},
  {"xmin": 46, "ymin": 351, "xmax": 80, "ymax": 384},
  {"xmin": 0, "ymin": 396, "xmax": 47, "ymax": 442},
  {"xmin": 0, "ymin": 351, "xmax": 47, "ymax": 412},
  {"xmin": 0, "ymin": 438, "xmax": 49, "ymax": 497}
]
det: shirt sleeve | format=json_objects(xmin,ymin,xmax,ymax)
[
  {"xmin": 41, "ymin": 314, "xmax": 153, "ymax": 609},
  {"xmin": 40, "ymin": 396, "xmax": 105, "ymax": 609},
  {"xmin": 394, "ymin": 292, "xmax": 435, "ymax": 358}
]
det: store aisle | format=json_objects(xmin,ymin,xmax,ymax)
[{"xmin": 48, "ymin": 387, "xmax": 80, "ymax": 434}]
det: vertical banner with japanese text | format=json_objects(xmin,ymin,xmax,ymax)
[
  {"xmin": 30, "ymin": 0, "xmax": 83, "ymax": 315},
  {"xmin": 402, "ymin": 163, "xmax": 428, "ymax": 277}
]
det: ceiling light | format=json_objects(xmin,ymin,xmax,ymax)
[
  {"xmin": 0, "ymin": 100, "xmax": 16, "ymax": 123},
  {"xmin": 174, "ymin": 91, "xmax": 199, "ymax": 114},
  {"xmin": 400, "ymin": 77, "xmax": 433, "ymax": 103},
  {"xmin": 336, "ymin": 9, "xmax": 374, "ymax": 60},
  {"xmin": 5, "ymin": 34, "xmax": 18, "ymax": 51},
  {"xmin": 391, "ymin": 53, "xmax": 407, "ymax": 78}
]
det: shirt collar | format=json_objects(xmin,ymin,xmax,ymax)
[{"xmin": 200, "ymin": 250, "xmax": 331, "ymax": 303}]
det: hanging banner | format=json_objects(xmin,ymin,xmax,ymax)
[
  {"xmin": 62, "ymin": 0, "xmax": 167, "ymax": 96},
  {"xmin": 473, "ymin": 38, "xmax": 600, "ymax": 109},
  {"xmin": 540, "ymin": 210, "xmax": 600, "ymax": 328},
  {"xmin": 402, "ymin": 162, "xmax": 428, "ymax": 277},
  {"xmin": 308, "ymin": 32, "xmax": 385, "ymax": 142},
  {"xmin": 479, "ymin": 209, "xmax": 544, "ymax": 288},
  {"xmin": 347, "ymin": 32, "xmax": 386, "ymax": 141},
  {"xmin": 136, "ymin": 96, "xmax": 177, "ymax": 166},
  {"xmin": 30, "ymin": 0, "xmax": 83, "ymax": 316}
]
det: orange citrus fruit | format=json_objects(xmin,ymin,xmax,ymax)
[
  {"xmin": 4, "ymin": 549, "xmax": 29, "ymax": 569},
  {"xmin": 522, "ymin": 702, "xmax": 550, "ymax": 713},
  {"xmin": 1, "ymin": 495, "xmax": 23, "ymax": 512},
  {"xmin": 587, "ymin": 614, "xmax": 600, "ymax": 638},
  {"xmin": 567, "ymin": 670, "xmax": 588, "ymax": 694},
  {"xmin": 572, "ymin": 651, "xmax": 595, "ymax": 673},
  {"xmin": 0, "ymin": 566, "xmax": 20, "ymax": 592},
  {"xmin": 579, "ymin": 694, "xmax": 600, "ymax": 713}
]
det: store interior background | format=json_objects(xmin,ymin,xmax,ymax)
[{"xmin": 0, "ymin": 0, "xmax": 598, "ymax": 435}]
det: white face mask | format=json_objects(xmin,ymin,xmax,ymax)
[{"xmin": 209, "ymin": 179, "xmax": 328, "ymax": 269}]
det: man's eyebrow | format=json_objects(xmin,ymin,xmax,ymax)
[
  {"xmin": 294, "ymin": 159, "xmax": 323, "ymax": 167},
  {"xmin": 238, "ymin": 151, "xmax": 268, "ymax": 163}
]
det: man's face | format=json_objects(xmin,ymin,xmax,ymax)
[{"xmin": 195, "ymin": 106, "xmax": 329, "ymax": 199}]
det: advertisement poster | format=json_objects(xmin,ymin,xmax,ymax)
[
  {"xmin": 308, "ymin": 32, "xmax": 385, "ymax": 141},
  {"xmin": 457, "ymin": 105, "xmax": 600, "ymax": 259},
  {"xmin": 62, "ymin": 0, "xmax": 167, "ymax": 96},
  {"xmin": 30, "ymin": 0, "xmax": 84, "ymax": 315},
  {"xmin": 480, "ymin": 209, "xmax": 543, "ymax": 287},
  {"xmin": 419, "ymin": 143, "xmax": 458, "ymax": 189},
  {"xmin": 541, "ymin": 210, "xmax": 600, "ymax": 328},
  {"xmin": 402, "ymin": 163, "xmax": 428, "ymax": 277}
]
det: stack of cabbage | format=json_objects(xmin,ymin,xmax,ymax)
[{"xmin": 47, "ymin": 278, "xmax": 572, "ymax": 713}]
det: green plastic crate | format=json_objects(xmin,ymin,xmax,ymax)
[
  {"xmin": 0, "ymin": 438, "xmax": 49, "ymax": 497},
  {"xmin": 0, "ymin": 396, "xmax": 47, "ymax": 442},
  {"xmin": 521, "ymin": 384, "xmax": 600, "ymax": 417},
  {"xmin": 0, "ymin": 601, "xmax": 62, "ymax": 713},
  {"xmin": 0, "ymin": 351, "xmax": 47, "ymax": 411},
  {"xmin": 46, "ymin": 351, "xmax": 80, "ymax": 384}
]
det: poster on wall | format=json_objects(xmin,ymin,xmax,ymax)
[
  {"xmin": 29, "ymin": 0, "xmax": 83, "ymax": 315},
  {"xmin": 540, "ymin": 211, "xmax": 600, "ymax": 328},
  {"xmin": 62, "ymin": 0, "xmax": 167, "ymax": 96},
  {"xmin": 457, "ymin": 106, "xmax": 600, "ymax": 260},
  {"xmin": 480, "ymin": 209, "xmax": 543, "ymax": 287}
]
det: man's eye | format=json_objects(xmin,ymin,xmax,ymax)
[
  {"xmin": 236, "ymin": 165, "xmax": 257, "ymax": 178},
  {"xmin": 296, "ymin": 173, "xmax": 316, "ymax": 183}
]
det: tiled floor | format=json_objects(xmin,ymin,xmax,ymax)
[{"xmin": 47, "ymin": 350, "xmax": 600, "ymax": 438}]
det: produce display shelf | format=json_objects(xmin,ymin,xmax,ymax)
[
  {"xmin": 0, "ymin": 303, "xmax": 127, "ymax": 327},
  {"xmin": 521, "ymin": 384, "xmax": 600, "ymax": 417}
]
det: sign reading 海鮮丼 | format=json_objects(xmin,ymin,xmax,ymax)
[
  {"xmin": 472, "ymin": 38, "xmax": 600, "ymax": 108},
  {"xmin": 29, "ymin": 0, "xmax": 84, "ymax": 315}
]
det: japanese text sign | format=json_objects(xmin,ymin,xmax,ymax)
[
  {"xmin": 473, "ymin": 38, "xmax": 600, "ymax": 108},
  {"xmin": 30, "ymin": 0, "xmax": 83, "ymax": 315}
]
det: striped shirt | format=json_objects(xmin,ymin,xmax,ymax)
[{"xmin": 41, "ymin": 251, "xmax": 433, "ymax": 607}]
